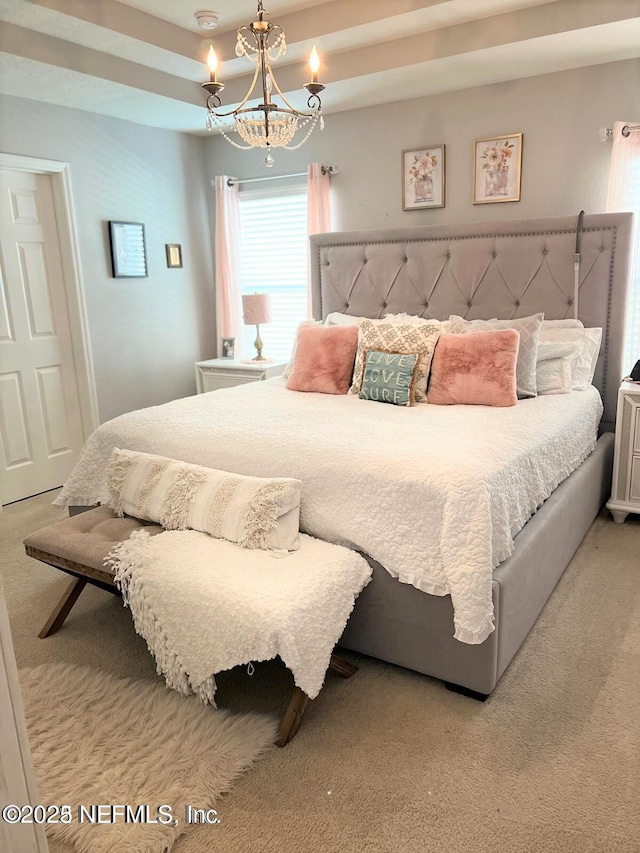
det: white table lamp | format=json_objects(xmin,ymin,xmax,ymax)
[{"xmin": 242, "ymin": 293, "xmax": 272, "ymax": 361}]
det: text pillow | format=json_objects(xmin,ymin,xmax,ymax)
[
  {"xmin": 449, "ymin": 313, "xmax": 543, "ymax": 398},
  {"xmin": 350, "ymin": 318, "xmax": 441, "ymax": 402},
  {"xmin": 286, "ymin": 324, "xmax": 359, "ymax": 395},
  {"xmin": 106, "ymin": 449, "xmax": 301, "ymax": 551},
  {"xmin": 359, "ymin": 350, "xmax": 420, "ymax": 406},
  {"xmin": 427, "ymin": 330, "xmax": 519, "ymax": 407}
]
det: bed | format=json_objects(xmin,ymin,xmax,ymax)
[{"xmin": 57, "ymin": 212, "xmax": 632, "ymax": 697}]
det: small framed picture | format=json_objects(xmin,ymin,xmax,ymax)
[
  {"xmin": 402, "ymin": 145, "xmax": 445, "ymax": 210},
  {"xmin": 473, "ymin": 133, "xmax": 523, "ymax": 204},
  {"xmin": 220, "ymin": 337, "xmax": 235, "ymax": 360},
  {"xmin": 109, "ymin": 221, "xmax": 147, "ymax": 278},
  {"xmin": 165, "ymin": 243, "xmax": 183, "ymax": 268}
]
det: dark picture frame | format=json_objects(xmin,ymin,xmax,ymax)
[
  {"xmin": 108, "ymin": 221, "xmax": 148, "ymax": 278},
  {"xmin": 165, "ymin": 243, "xmax": 183, "ymax": 268}
]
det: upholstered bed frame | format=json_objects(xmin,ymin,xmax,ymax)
[{"xmin": 311, "ymin": 212, "xmax": 633, "ymax": 697}]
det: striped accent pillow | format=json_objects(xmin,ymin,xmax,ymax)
[{"xmin": 106, "ymin": 449, "xmax": 301, "ymax": 551}]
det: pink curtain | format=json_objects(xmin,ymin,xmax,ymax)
[
  {"xmin": 307, "ymin": 163, "xmax": 331, "ymax": 318},
  {"xmin": 606, "ymin": 121, "xmax": 640, "ymax": 373},
  {"xmin": 215, "ymin": 176, "xmax": 244, "ymax": 358}
]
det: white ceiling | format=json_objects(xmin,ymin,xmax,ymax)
[{"xmin": 0, "ymin": 0, "xmax": 638, "ymax": 135}]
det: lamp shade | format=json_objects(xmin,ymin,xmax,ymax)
[{"xmin": 242, "ymin": 293, "xmax": 271, "ymax": 325}]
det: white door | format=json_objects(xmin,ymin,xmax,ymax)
[{"xmin": 0, "ymin": 169, "xmax": 85, "ymax": 505}]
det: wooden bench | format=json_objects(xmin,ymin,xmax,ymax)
[{"xmin": 24, "ymin": 506, "xmax": 357, "ymax": 747}]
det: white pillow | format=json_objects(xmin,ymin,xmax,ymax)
[
  {"xmin": 324, "ymin": 312, "xmax": 360, "ymax": 326},
  {"xmin": 538, "ymin": 327, "xmax": 602, "ymax": 390},
  {"xmin": 106, "ymin": 448, "xmax": 302, "ymax": 551},
  {"xmin": 537, "ymin": 338, "xmax": 583, "ymax": 363},
  {"xmin": 575, "ymin": 328, "xmax": 603, "ymax": 389},
  {"xmin": 283, "ymin": 320, "xmax": 322, "ymax": 378},
  {"xmin": 536, "ymin": 358, "xmax": 574, "ymax": 394},
  {"xmin": 383, "ymin": 313, "xmax": 452, "ymax": 333},
  {"xmin": 541, "ymin": 319, "xmax": 584, "ymax": 330}
]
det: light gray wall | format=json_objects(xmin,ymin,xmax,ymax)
[
  {"xmin": 2, "ymin": 60, "xmax": 635, "ymax": 423},
  {"xmin": 204, "ymin": 59, "xmax": 640, "ymax": 232},
  {"xmin": 0, "ymin": 95, "xmax": 215, "ymax": 423}
]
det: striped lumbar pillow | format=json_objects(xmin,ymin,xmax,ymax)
[{"xmin": 106, "ymin": 448, "xmax": 301, "ymax": 551}]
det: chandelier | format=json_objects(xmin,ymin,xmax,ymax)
[{"xmin": 201, "ymin": 1, "xmax": 325, "ymax": 166}]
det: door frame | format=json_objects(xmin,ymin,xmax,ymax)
[
  {"xmin": 0, "ymin": 153, "xmax": 99, "ymax": 441},
  {"xmin": 0, "ymin": 576, "xmax": 49, "ymax": 852}
]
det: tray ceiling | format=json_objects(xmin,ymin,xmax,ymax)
[{"xmin": 0, "ymin": 0, "xmax": 638, "ymax": 134}]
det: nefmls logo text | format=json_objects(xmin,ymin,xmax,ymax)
[{"xmin": 77, "ymin": 804, "xmax": 174, "ymax": 824}]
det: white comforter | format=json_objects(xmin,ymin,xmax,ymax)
[{"xmin": 56, "ymin": 379, "xmax": 604, "ymax": 644}]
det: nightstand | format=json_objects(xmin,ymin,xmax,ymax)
[
  {"xmin": 606, "ymin": 381, "xmax": 640, "ymax": 523},
  {"xmin": 195, "ymin": 358, "xmax": 287, "ymax": 394}
]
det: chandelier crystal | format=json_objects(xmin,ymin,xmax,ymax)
[{"xmin": 201, "ymin": 1, "xmax": 325, "ymax": 164}]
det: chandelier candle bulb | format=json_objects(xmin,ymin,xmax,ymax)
[
  {"xmin": 207, "ymin": 46, "xmax": 218, "ymax": 83},
  {"xmin": 309, "ymin": 45, "xmax": 320, "ymax": 84}
]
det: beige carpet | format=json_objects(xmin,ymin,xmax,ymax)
[{"xmin": 2, "ymin": 490, "xmax": 639, "ymax": 853}]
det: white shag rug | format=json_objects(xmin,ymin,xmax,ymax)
[{"xmin": 20, "ymin": 664, "xmax": 277, "ymax": 853}]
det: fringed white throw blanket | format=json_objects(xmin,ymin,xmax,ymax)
[{"xmin": 106, "ymin": 529, "xmax": 372, "ymax": 702}]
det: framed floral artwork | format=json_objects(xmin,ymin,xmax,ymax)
[
  {"xmin": 402, "ymin": 145, "xmax": 445, "ymax": 210},
  {"xmin": 473, "ymin": 133, "xmax": 522, "ymax": 204}
]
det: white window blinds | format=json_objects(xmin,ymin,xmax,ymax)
[{"xmin": 238, "ymin": 187, "xmax": 308, "ymax": 362}]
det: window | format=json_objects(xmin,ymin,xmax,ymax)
[{"xmin": 238, "ymin": 186, "xmax": 308, "ymax": 362}]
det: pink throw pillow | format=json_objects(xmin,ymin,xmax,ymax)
[
  {"xmin": 286, "ymin": 324, "xmax": 359, "ymax": 395},
  {"xmin": 427, "ymin": 330, "xmax": 519, "ymax": 406}
]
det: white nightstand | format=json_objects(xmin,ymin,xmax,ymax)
[
  {"xmin": 606, "ymin": 380, "xmax": 640, "ymax": 523},
  {"xmin": 195, "ymin": 358, "xmax": 287, "ymax": 394}
]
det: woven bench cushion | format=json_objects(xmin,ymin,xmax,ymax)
[{"xmin": 23, "ymin": 506, "xmax": 164, "ymax": 575}]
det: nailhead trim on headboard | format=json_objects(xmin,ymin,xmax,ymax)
[{"xmin": 310, "ymin": 215, "xmax": 633, "ymax": 431}]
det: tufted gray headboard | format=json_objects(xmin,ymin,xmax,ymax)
[{"xmin": 310, "ymin": 212, "xmax": 633, "ymax": 431}]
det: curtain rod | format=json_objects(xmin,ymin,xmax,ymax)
[
  {"xmin": 602, "ymin": 123, "xmax": 640, "ymax": 140},
  {"xmin": 223, "ymin": 164, "xmax": 338, "ymax": 187}
]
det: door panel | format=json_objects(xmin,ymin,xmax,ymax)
[
  {"xmin": 0, "ymin": 371, "xmax": 31, "ymax": 466},
  {"xmin": 0, "ymin": 170, "xmax": 85, "ymax": 504},
  {"xmin": 19, "ymin": 241, "xmax": 57, "ymax": 338},
  {"xmin": 37, "ymin": 365, "xmax": 72, "ymax": 455},
  {"xmin": 0, "ymin": 269, "xmax": 14, "ymax": 342}
]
